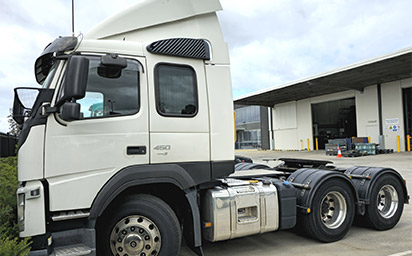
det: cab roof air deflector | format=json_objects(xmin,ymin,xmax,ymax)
[{"xmin": 34, "ymin": 36, "xmax": 78, "ymax": 84}]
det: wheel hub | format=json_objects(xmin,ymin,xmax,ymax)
[
  {"xmin": 377, "ymin": 184, "xmax": 399, "ymax": 219},
  {"xmin": 110, "ymin": 215, "xmax": 161, "ymax": 256},
  {"xmin": 124, "ymin": 234, "xmax": 144, "ymax": 253},
  {"xmin": 320, "ymin": 191, "xmax": 347, "ymax": 229}
]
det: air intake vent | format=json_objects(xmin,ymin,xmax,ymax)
[{"xmin": 147, "ymin": 38, "xmax": 210, "ymax": 60}]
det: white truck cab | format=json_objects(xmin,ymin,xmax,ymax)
[{"xmin": 13, "ymin": 0, "xmax": 408, "ymax": 256}]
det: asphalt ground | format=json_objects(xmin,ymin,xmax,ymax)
[{"xmin": 180, "ymin": 150, "xmax": 412, "ymax": 256}]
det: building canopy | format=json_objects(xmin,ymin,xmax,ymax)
[{"xmin": 234, "ymin": 47, "xmax": 412, "ymax": 107}]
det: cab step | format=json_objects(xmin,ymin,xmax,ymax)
[{"xmin": 55, "ymin": 244, "xmax": 92, "ymax": 256}]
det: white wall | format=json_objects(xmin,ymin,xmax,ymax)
[
  {"xmin": 297, "ymin": 99, "xmax": 313, "ymax": 150},
  {"xmin": 355, "ymin": 85, "xmax": 380, "ymax": 143},
  {"xmin": 381, "ymin": 79, "xmax": 411, "ymax": 151},
  {"xmin": 272, "ymin": 102, "xmax": 299, "ymax": 150},
  {"xmin": 273, "ymin": 102, "xmax": 297, "ymax": 129}
]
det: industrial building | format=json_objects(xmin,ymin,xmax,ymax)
[{"xmin": 234, "ymin": 46, "xmax": 412, "ymax": 152}]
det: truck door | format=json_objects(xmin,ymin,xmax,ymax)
[
  {"xmin": 148, "ymin": 57, "xmax": 211, "ymax": 184},
  {"xmin": 44, "ymin": 55, "xmax": 149, "ymax": 212}
]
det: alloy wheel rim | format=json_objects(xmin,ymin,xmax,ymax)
[
  {"xmin": 110, "ymin": 215, "xmax": 161, "ymax": 256},
  {"xmin": 320, "ymin": 191, "xmax": 347, "ymax": 229},
  {"xmin": 377, "ymin": 184, "xmax": 399, "ymax": 219}
]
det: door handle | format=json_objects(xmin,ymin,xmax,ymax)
[{"xmin": 127, "ymin": 146, "xmax": 146, "ymax": 155}]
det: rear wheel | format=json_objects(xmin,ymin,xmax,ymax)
[
  {"xmin": 301, "ymin": 179, "xmax": 355, "ymax": 242},
  {"xmin": 365, "ymin": 174, "xmax": 404, "ymax": 230},
  {"xmin": 98, "ymin": 194, "xmax": 181, "ymax": 256}
]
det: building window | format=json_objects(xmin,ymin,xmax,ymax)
[
  {"xmin": 235, "ymin": 106, "xmax": 262, "ymax": 149},
  {"xmin": 155, "ymin": 64, "xmax": 198, "ymax": 117}
]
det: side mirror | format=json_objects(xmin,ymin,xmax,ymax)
[
  {"xmin": 12, "ymin": 88, "xmax": 41, "ymax": 125},
  {"xmin": 56, "ymin": 56, "xmax": 89, "ymax": 107},
  {"xmin": 61, "ymin": 102, "xmax": 81, "ymax": 121},
  {"xmin": 97, "ymin": 54, "xmax": 127, "ymax": 79}
]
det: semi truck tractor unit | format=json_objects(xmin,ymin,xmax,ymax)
[{"xmin": 13, "ymin": 0, "xmax": 408, "ymax": 255}]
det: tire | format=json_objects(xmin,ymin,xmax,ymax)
[
  {"xmin": 301, "ymin": 179, "xmax": 355, "ymax": 242},
  {"xmin": 365, "ymin": 174, "xmax": 404, "ymax": 230},
  {"xmin": 97, "ymin": 194, "xmax": 181, "ymax": 256}
]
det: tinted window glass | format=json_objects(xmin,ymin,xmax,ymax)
[
  {"xmin": 76, "ymin": 56, "xmax": 140, "ymax": 119},
  {"xmin": 155, "ymin": 64, "xmax": 197, "ymax": 117},
  {"xmin": 42, "ymin": 60, "xmax": 59, "ymax": 88}
]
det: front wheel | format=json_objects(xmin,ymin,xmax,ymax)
[
  {"xmin": 98, "ymin": 194, "xmax": 181, "ymax": 256},
  {"xmin": 300, "ymin": 179, "xmax": 355, "ymax": 242},
  {"xmin": 365, "ymin": 174, "xmax": 404, "ymax": 230}
]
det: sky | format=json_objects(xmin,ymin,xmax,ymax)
[{"xmin": 0, "ymin": 0, "xmax": 412, "ymax": 133}]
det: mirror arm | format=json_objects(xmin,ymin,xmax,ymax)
[{"xmin": 42, "ymin": 104, "xmax": 59, "ymax": 116}]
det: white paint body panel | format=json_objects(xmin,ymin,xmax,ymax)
[
  {"xmin": 151, "ymin": 133, "xmax": 210, "ymax": 163},
  {"xmin": 85, "ymin": 0, "xmax": 229, "ymax": 65},
  {"xmin": 85, "ymin": 0, "xmax": 222, "ymax": 40},
  {"xmin": 205, "ymin": 64, "xmax": 235, "ymax": 161},
  {"xmin": 45, "ymin": 56, "xmax": 149, "ymax": 211},
  {"xmin": 147, "ymin": 56, "xmax": 210, "ymax": 164},
  {"xmin": 18, "ymin": 125, "xmax": 45, "ymax": 181},
  {"xmin": 47, "ymin": 168, "xmax": 117, "ymax": 210}
]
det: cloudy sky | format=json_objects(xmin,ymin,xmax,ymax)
[{"xmin": 0, "ymin": 0, "xmax": 412, "ymax": 133}]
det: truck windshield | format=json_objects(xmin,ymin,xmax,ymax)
[{"xmin": 41, "ymin": 60, "xmax": 59, "ymax": 88}]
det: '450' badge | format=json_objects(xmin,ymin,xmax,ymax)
[{"xmin": 153, "ymin": 145, "xmax": 171, "ymax": 150}]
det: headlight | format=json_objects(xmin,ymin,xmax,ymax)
[{"xmin": 17, "ymin": 193, "xmax": 25, "ymax": 232}]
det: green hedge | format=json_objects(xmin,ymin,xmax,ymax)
[{"xmin": 0, "ymin": 157, "xmax": 31, "ymax": 256}]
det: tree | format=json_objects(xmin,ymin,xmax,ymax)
[{"xmin": 7, "ymin": 108, "xmax": 20, "ymax": 136}]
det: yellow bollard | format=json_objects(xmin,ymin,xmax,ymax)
[
  {"xmin": 397, "ymin": 135, "xmax": 400, "ymax": 153},
  {"xmin": 368, "ymin": 137, "xmax": 371, "ymax": 143},
  {"xmin": 407, "ymin": 135, "xmax": 411, "ymax": 152},
  {"xmin": 316, "ymin": 137, "xmax": 319, "ymax": 151},
  {"xmin": 300, "ymin": 139, "xmax": 303, "ymax": 150},
  {"xmin": 307, "ymin": 138, "xmax": 310, "ymax": 151},
  {"xmin": 234, "ymin": 111, "xmax": 237, "ymax": 143}
]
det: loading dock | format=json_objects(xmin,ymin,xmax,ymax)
[{"xmin": 312, "ymin": 98, "xmax": 357, "ymax": 149}]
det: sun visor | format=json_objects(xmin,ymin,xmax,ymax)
[{"xmin": 34, "ymin": 37, "xmax": 78, "ymax": 84}]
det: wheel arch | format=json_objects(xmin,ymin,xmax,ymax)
[
  {"xmin": 288, "ymin": 168, "xmax": 359, "ymax": 214},
  {"xmin": 88, "ymin": 164, "xmax": 203, "ymax": 253},
  {"xmin": 344, "ymin": 166, "xmax": 409, "ymax": 206}
]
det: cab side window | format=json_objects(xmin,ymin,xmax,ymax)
[
  {"xmin": 76, "ymin": 56, "xmax": 140, "ymax": 119},
  {"xmin": 154, "ymin": 64, "xmax": 198, "ymax": 117}
]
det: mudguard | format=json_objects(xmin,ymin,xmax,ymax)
[
  {"xmin": 88, "ymin": 164, "xmax": 204, "ymax": 255},
  {"xmin": 287, "ymin": 168, "xmax": 359, "ymax": 214},
  {"xmin": 235, "ymin": 162, "xmax": 270, "ymax": 171},
  {"xmin": 344, "ymin": 166, "xmax": 409, "ymax": 206}
]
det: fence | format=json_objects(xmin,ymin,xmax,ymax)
[{"xmin": 0, "ymin": 132, "xmax": 17, "ymax": 157}]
